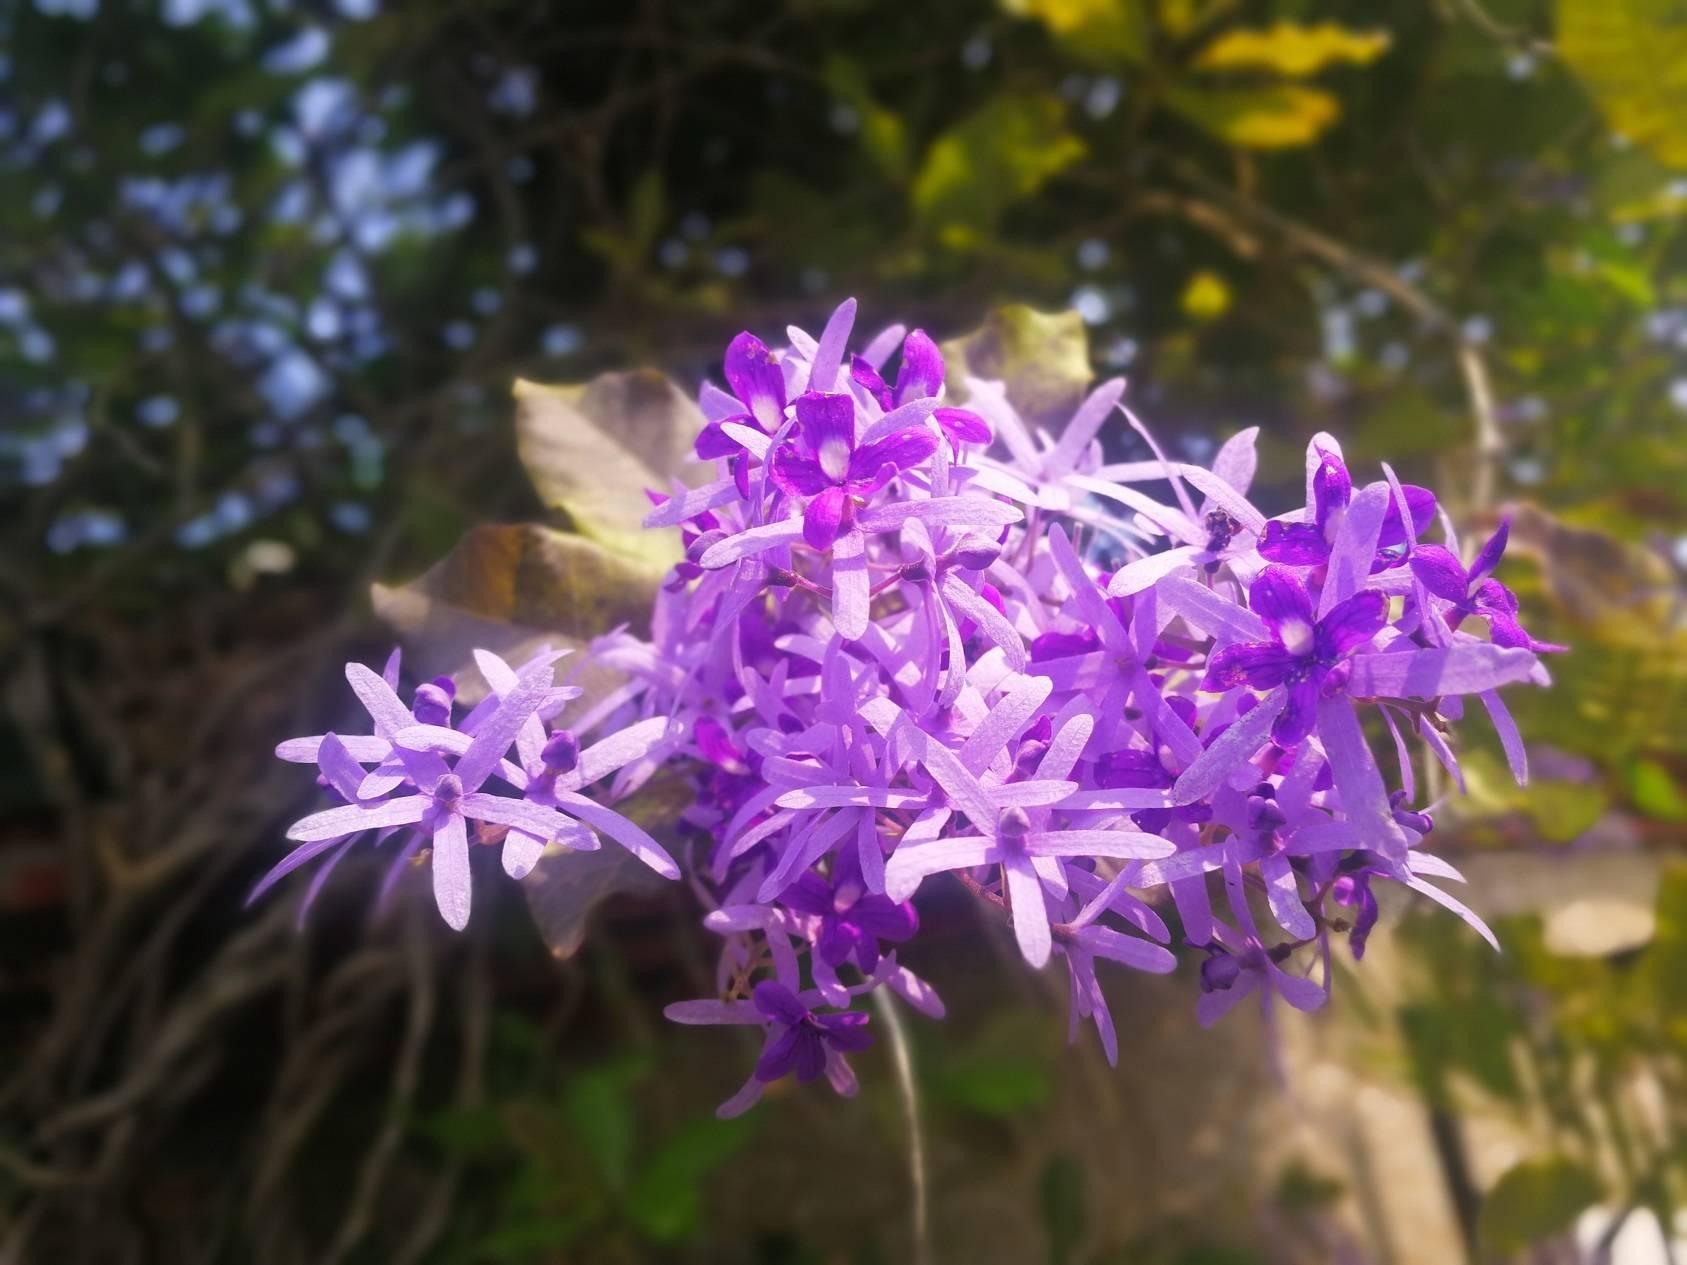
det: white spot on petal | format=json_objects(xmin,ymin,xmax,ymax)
[{"xmin": 1279, "ymin": 617, "xmax": 1315, "ymax": 656}]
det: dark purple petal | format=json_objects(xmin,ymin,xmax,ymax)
[
  {"xmin": 850, "ymin": 895, "xmax": 918, "ymax": 941},
  {"xmin": 816, "ymin": 1011, "xmax": 874, "ymax": 1053},
  {"xmin": 1469, "ymin": 517, "xmax": 1510, "ymax": 584},
  {"xmin": 755, "ymin": 1025, "xmax": 805, "ymax": 1082},
  {"xmin": 1409, "ymin": 544, "xmax": 1470, "ymax": 602},
  {"xmin": 816, "ymin": 917, "xmax": 856, "ymax": 966},
  {"xmin": 847, "ymin": 426, "xmax": 938, "ymax": 484},
  {"xmin": 694, "ymin": 715, "xmax": 744, "ymax": 770},
  {"xmin": 724, "ymin": 332, "xmax": 786, "ymax": 430},
  {"xmin": 1271, "ymin": 675, "xmax": 1322, "ymax": 746},
  {"xmin": 795, "ymin": 390, "xmax": 857, "ymax": 480},
  {"xmin": 803, "ymin": 486, "xmax": 850, "ymax": 551},
  {"xmin": 1311, "ymin": 446, "xmax": 1351, "ymax": 530},
  {"xmin": 1094, "ymin": 748, "xmax": 1170, "ymax": 789},
  {"xmin": 1202, "ymin": 641, "xmax": 1300, "ymax": 690},
  {"xmin": 1315, "ymin": 591, "xmax": 1387, "ymax": 658},
  {"xmin": 847, "ymin": 462, "xmax": 898, "ymax": 500},
  {"xmin": 1248, "ymin": 566, "xmax": 1317, "ymax": 648},
  {"xmin": 893, "ymin": 328, "xmax": 944, "ymax": 405},
  {"xmin": 696, "ymin": 417, "xmax": 750, "ymax": 460},
  {"xmin": 1030, "ymin": 629, "xmax": 1099, "ymax": 660},
  {"xmin": 769, "ymin": 448, "xmax": 831, "ymax": 497},
  {"xmin": 1333, "ymin": 875, "xmax": 1379, "ymax": 959},
  {"xmin": 1376, "ymin": 484, "xmax": 1437, "ymax": 548},
  {"xmin": 853, "ymin": 933, "xmax": 881, "ymax": 973},
  {"xmin": 850, "ymin": 354, "xmax": 893, "ymax": 409},
  {"xmin": 781, "ymin": 870, "xmax": 833, "ymax": 917},
  {"xmin": 791, "ymin": 1027, "xmax": 828, "ymax": 1082},
  {"xmin": 933, "ymin": 406, "xmax": 992, "ymax": 448},
  {"xmin": 752, "ymin": 980, "xmax": 808, "ymax": 1026},
  {"xmin": 1257, "ymin": 521, "xmax": 1331, "ymax": 566}
]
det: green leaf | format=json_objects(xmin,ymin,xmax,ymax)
[
  {"xmin": 1165, "ymin": 82, "xmax": 1342, "ymax": 148},
  {"xmin": 927, "ymin": 1013, "xmax": 1055, "ymax": 1117},
  {"xmin": 941, "ymin": 304, "xmax": 1093, "ymax": 428},
  {"xmin": 1648, "ymin": 864, "xmax": 1687, "ymax": 1044},
  {"xmin": 514, "ymin": 370, "xmax": 707, "ymax": 571},
  {"xmin": 1000, "ymin": 0, "xmax": 1150, "ymax": 66},
  {"xmin": 824, "ymin": 56, "xmax": 910, "ymax": 180},
  {"xmin": 560, "ymin": 1058, "xmax": 650, "ymax": 1192},
  {"xmin": 1478, "ymin": 1156, "xmax": 1604, "ymax": 1253},
  {"xmin": 1040, "ymin": 1152, "xmax": 1087, "ymax": 1265},
  {"xmin": 1628, "ymin": 758, "xmax": 1687, "ymax": 820},
  {"xmin": 623, "ymin": 1114, "xmax": 756, "ymax": 1243},
  {"xmin": 912, "ymin": 93, "xmax": 1087, "ymax": 239},
  {"xmin": 1193, "ymin": 21, "xmax": 1392, "ymax": 77},
  {"xmin": 420, "ymin": 1104, "xmax": 508, "ymax": 1157},
  {"xmin": 478, "ymin": 1213, "xmax": 594, "ymax": 1258},
  {"xmin": 1274, "ymin": 1161, "xmax": 1344, "ymax": 1212},
  {"xmin": 1557, "ymin": 0, "xmax": 1687, "ymax": 169},
  {"xmin": 628, "ymin": 167, "xmax": 666, "ymax": 253}
]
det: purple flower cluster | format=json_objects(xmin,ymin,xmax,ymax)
[{"xmin": 267, "ymin": 299, "xmax": 1558, "ymax": 1115}]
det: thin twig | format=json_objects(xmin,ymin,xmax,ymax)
[
  {"xmin": 1167, "ymin": 159, "xmax": 1508, "ymax": 509},
  {"xmin": 321, "ymin": 905, "xmax": 437, "ymax": 1265},
  {"xmin": 872, "ymin": 988, "xmax": 932, "ymax": 1265}
]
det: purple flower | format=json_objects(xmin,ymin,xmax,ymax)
[
  {"xmin": 872, "ymin": 697, "xmax": 1174, "ymax": 968},
  {"xmin": 695, "ymin": 331, "xmax": 788, "ymax": 458},
  {"xmin": 250, "ymin": 731, "xmax": 399, "ymax": 923},
  {"xmin": 769, "ymin": 390, "xmax": 938, "ymax": 551},
  {"xmin": 1409, "ymin": 518, "xmax": 1565, "ymax": 652},
  {"xmin": 780, "ymin": 867, "xmax": 917, "ymax": 973},
  {"xmin": 284, "ymin": 655, "xmax": 593, "ymax": 930},
  {"xmin": 665, "ymin": 979, "xmax": 876, "ymax": 1117},
  {"xmin": 1202, "ymin": 565, "xmax": 1387, "ymax": 746},
  {"xmin": 1259, "ymin": 439, "xmax": 1435, "ymax": 571},
  {"xmin": 751, "ymin": 981, "xmax": 874, "ymax": 1085},
  {"xmin": 269, "ymin": 298, "xmax": 1561, "ymax": 1115},
  {"xmin": 932, "ymin": 406, "xmax": 992, "ymax": 454}
]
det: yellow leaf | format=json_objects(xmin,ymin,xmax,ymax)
[
  {"xmin": 1156, "ymin": 0, "xmax": 1211, "ymax": 39},
  {"xmin": 371, "ymin": 524, "xmax": 660, "ymax": 683},
  {"xmin": 513, "ymin": 371, "xmax": 706, "ymax": 574},
  {"xmin": 1194, "ymin": 20, "xmax": 1392, "ymax": 77},
  {"xmin": 1557, "ymin": 0, "xmax": 1687, "ymax": 170},
  {"xmin": 1000, "ymin": 0, "xmax": 1150, "ymax": 66},
  {"xmin": 1165, "ymin": 82, "xmax": 1341, "ymax": 148},
  {"xmin": 1180, "ymin": 270, "xmax": 1232, "ymax": 320},
  {"xmin": 941, "ymin": 305, "xmax": 1093, "ymax": 427}
]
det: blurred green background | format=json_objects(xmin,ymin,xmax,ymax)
[{"xmin": 2, "ymin": 1, "xmax": 1684, "ymax": 1262}]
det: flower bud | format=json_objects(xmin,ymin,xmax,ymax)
[
  {"xmin": 997, "ymin": 805, "xmax": 1033, "ymax": 843},
  {"xmin": 541, "ymin": 729, "xmax": 580, "ymax": 774},
  {"xmin": 1388, "ymin": 789, "xmax": 1433, "ymax": 836},
  {"xmin": 412, "ymin": 679, "xmax": 454, "ymax": 725},
  {"xmin": 949, "ymin": 536, "xmax": 1002, "ymax": 571},
  {"xmin": 1201, "ymin": 953, "xmax": 1241, "ymax": 993},
  {"xmin": 686, "ymin": 529, "xmax": 728, "ymax": 563},
  {"xmin": 1246, "ymin": 792, "xmax": 1288, "ymax": 832}
]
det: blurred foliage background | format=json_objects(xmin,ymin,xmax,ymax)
[{"xmin": 1, "ymin": 0, "xmax": 1684, "ymax": 1262}]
